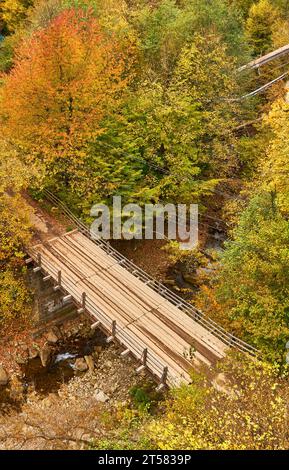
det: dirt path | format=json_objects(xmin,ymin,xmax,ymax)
[{"xmin": 23, "ymin": 192, "xmax": 67, "ymax": 244}]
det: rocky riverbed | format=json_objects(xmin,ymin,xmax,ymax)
[{"xmin": 0, "ymin": 315, "xmax": 155, "ymax": 418}]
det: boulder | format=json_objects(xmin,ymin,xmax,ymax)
[
  {"xmin": 94, "ymin": 389, "xmax": 109, "ymax": 403},
  {"xmin": 45, "ymin": 329, "xmax": 59, "ymax": 344},
  {"xmin": 0, "ymin": 366, "xmax": 8, "ymax": 386},
  {"xmin": 74, "ymin": 358, "xmax": 88, "ymax": 372},
  {"xmin": 84, "ymin": 355, "xmax": 94, "ymax": 373},
  {"xmin": 40, "ymin": 343, "xmax": 52, "ymax": 367},
  {"xmin": 29, "ymin": 347, "xmax": 39, "ymax": 360}
]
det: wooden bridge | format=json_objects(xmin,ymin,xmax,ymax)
[
  {"xmin": 26, "ymin": 191, "xmax": 257, "ymax": 389},
  {"xmin": 237, "ymin": 43, "xmax": 289, "ymax": 99}
]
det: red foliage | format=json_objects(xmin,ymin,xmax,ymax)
[{"xmin": 0, "ymin": 8, "xmax": 133, "ymax": 162}]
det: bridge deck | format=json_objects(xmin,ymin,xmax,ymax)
[{"xmin": 29, "ymin": 230, "xmax": 227, "ymax": 387}]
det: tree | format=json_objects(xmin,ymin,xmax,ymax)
[
  {"xmin": 106, "ymin": 31, "xmax": 246, "ymax": 207},
  {"xmin": 262, "ymin": 98, "xmax": 289, "ymax": 213},
  {"xmin": 53, "ymin": 119, "xmax": 148, "ymax": 216},
  {"xmin": 1, "ymin": 0, "xmax": 34, "ymax": 33},
  {"xmin": 0, "ymin": 8, "xmax": 134, "ymax": 194},
  {"xmin": 196, "ymin": 92, "xmax": 289, "ymax": 363},
  {"xmin": 245, "ymin": 0, "xmax": 281, "ymax": 56},
  {"xmin": 132, "ymin": 0, "xmax": 247, "ymax": 81},
  {"xmin": 231, "ymin": 0, "xmax": 257, "ymax": 18},
  {"xmin": 145, "ymin": 356, "xmax": 289, "ymax": 450},
  {"xmin": 116, "ymin": 81, "xmax": 208, "ymax": 205},
  {"xmin": 212, "ymin": 193, "xmax": 289, "ymax": 362},
  {"xmin": 170, "ymin": 33, "xmax": 241, "ymax": 170},
  {"xmin": 0, "ymin": 193, "xmax": 31, "ymax": 264},
  {"xmin": 0, "ymin": 268, "xmax": 32, "ymax": 325},
  {"xmin": 91, "ymin": 356, "xmax": 289, "ymax": 450},
  {"xmin": 132, "ymin": 0, "xmax": 192, "ymax": 81},
  {"xmin": 25, "ymin": 0, "xmax": 64, "ymax": 31},
  {"xmin": 0, "ymin": 141, "xmax": 33, "ymax": 329}
]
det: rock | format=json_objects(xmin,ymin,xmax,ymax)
[
  {"xmin": 0, "ymin": 366, "xmax": 8, "ymax": 386},
  {"xmin": 74, "ymin": 358, "xmax": 88, "ymax": 372},
  {"xmin": 84, "ymin": 355, "xmax": 94, "ymax": 373},
  {"xmin": 94, "ymin": 345, "xmax": 102, "ymax": 354},
  {"xmin": 52, "ymin": 325, "xmax": 61, "ymax": 338},
  {"xmin": 40, "ymin": 343, "xmax": 52, "ymax": 367},
  {"xmin": 94, "ymin": 389, "xmax": 109, "ymax": 403},
  {"xmin": 45, "ymin": 329, "xmax": 59, "ymax": 344},
  {"xmin": 29, "ymin": 347, "xmax": 39, "ymax": 359}
]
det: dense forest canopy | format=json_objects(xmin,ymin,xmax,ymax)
[{"xmin": 1, "ymin": 0, "xmax": 289, "ymax": 450}]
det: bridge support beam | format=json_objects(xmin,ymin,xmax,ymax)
[
  {"xmin": 63, "ymin": 294, "xmax": 72, "ymax": 303},
  {"xmin": 136, "ymin": 348, "xmax": 148, "ymax": 373},
  {"xmin": 33, "ymin": 253, "xmax": 42, "ymax": 273},
  {"xmin": 91, "ymin": 320, "xmax": 101, "ymax": 330},
  {"xmin": 121, "ymin": 348, "xmax": 130, "ymax": 358},
  {"xmin": 53, "ymin": 270, "xmax": 62, "ymax": 291},
  {"xmin": 77, "ymin": 292, "xmax": 86, "ymax": 314}
]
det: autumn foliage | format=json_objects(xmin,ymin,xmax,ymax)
[{"xmin": 0, "ymin": 8, "xmax": 133, "ymax": 173}]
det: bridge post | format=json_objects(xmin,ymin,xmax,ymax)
[
  {"xmin": 156, "ymin": 366, "xmax": 168, "ymax": 392},
  {"xmin": 77, "ymin": 292, "xmax": 86, "ymax": 314},
  {"xmin": 121, "ymin": 348, "xmax": 130, "ymax": 358},
  {"xmin": 62, "ymin": 294, "xmax": 72, "ymax": 303},
  {"xmin": 53, "ymin": 270, "xmax": 62, "ymax": 291},
  {"xmin": 33, "ymin": 253, "xmax": 42, "ymax": 273},
  {"xmin": 107, "ymin": 320, "xmax": 116, "ymax": 343},
  {"xmin": 136, "ymin": 348, "xmax": 148, "ymax": 373},
  {"xmin": 91, "ymin": 320, "xmax": 101, "ymax": 330}
]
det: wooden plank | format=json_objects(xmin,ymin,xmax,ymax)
[{"xmin": 43, "ymin": 239, "xmax": 220, "ymax": 368}]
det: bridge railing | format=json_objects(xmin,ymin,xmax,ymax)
[
  {"xmin": 28, "ymin": 246, "xmax": 180, "ymax": 387},
  {"xmin": 41, "ymin": 188, "xmax": 259, "ymax": 357},
  {"xmin": 238, "ymin": 43, "xmax": 289, "ymax": 72}
]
